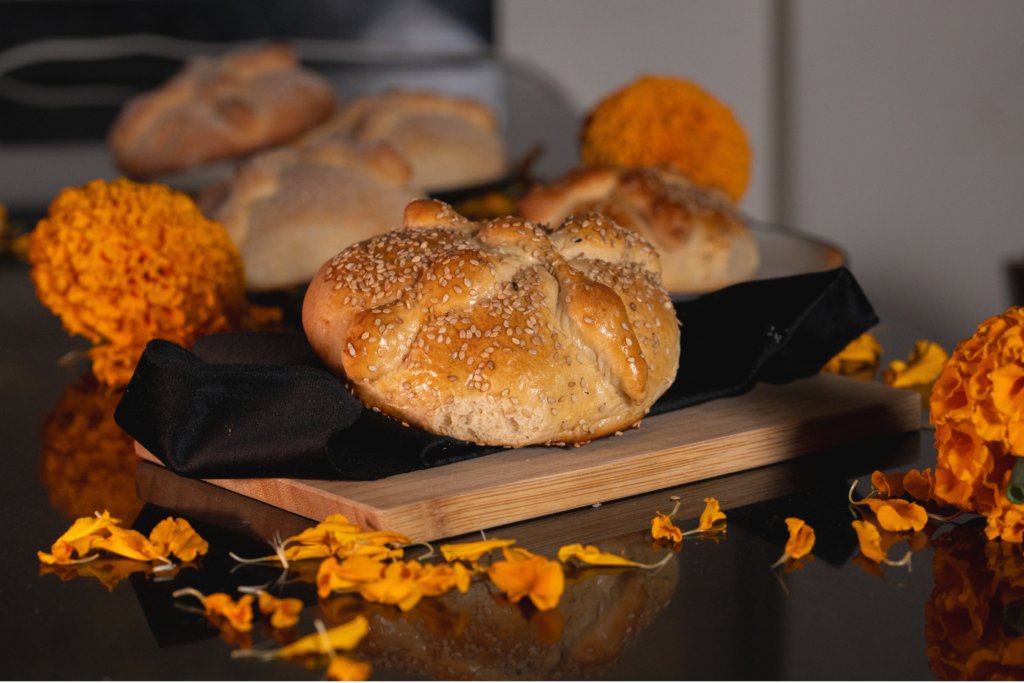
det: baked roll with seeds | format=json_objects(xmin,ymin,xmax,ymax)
[
  {"xmin": 519, "ymin": 166, "xmax": 759, "ymax": 294},
  {"xmin": 302, "ymin": 199, "xmax": 680, "ymax": 447}
]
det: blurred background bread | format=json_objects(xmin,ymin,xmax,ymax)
[
  {"xmin": 519, "ymin": 166, "xmax": 758, "ymax": 293},
  {"xmin": 299, "ymin": 90, "xmax": 509, "ymax": 193},
  {"xmin": 199, "ymin": 138, "xmax": 421, "ymax": 292},
  {"xmin": 108, "ymin": 44, "xmax": 336, "ymax": 178},
  {"xmin": 302, "ymin": 199, "xmax": 679, "ymax": 447}
]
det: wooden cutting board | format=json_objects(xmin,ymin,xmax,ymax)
[{"xmin": 135, "ymin": 373, "xmax": 921, "ymax": 542}]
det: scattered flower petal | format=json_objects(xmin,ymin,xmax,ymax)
[
  {"xmin": 439, "ymin": 539, "xmax": 516, "ymax": 563},
  {"xmin": 488, "ymin": 547, "xmax": 565, "ymax": 611},
  {"xmin": 863, "ymin": 498, "xmax": 928, "ymax": 532},
  {"xmin": 698, "ymin": 497, "xmax": 727, "ymax": 531},
  {"xmin": 258, "ymin": 592, "xmax": 304, "ymax": 630},
  {"xmin": 149, "ymin": 517, "xmax": 209, "ymax": 562},
  {"xmin": 174, "ymin": 588, "xmax": 254, "ymax": 632},
  {"xmin": 651, "ymin": 512, "xmax": 682, "ymax": 543},
  {"xmin": 328, "ymin": 654, "xmax": 373, "ymax": 681},
  {"xmin": 852, "ymin": 520, "xmax": 912, "ymax": 568},
  {"xmin": 316, "ymin": 555, "xmax": 386, "ymax": 598},
  {"xmin": 357, "ymin": 561, "xmax": 424, "ymax": 612},
  {"xmin": 37, "ymin": 510, "xmax": 121, "ymax": 565},
  {"xmin": 903, "ymin": 468, "xmax": 935, "ymax": 502},
  {"xmin": 784, "ymin": 518, "xmax": 815, "ymax": 559},
  {"xmin": 822, "ymin": 332, "xmax": 883, "ymax": 380},
  {"xmin": 92, "ymin": 526, "xmax": 165, "ymax": 562},
  {"xmin": 883, "ymin": 340, "xmax": 948, "ymax": 388},
  {"xmin": 871, "ymin": 470, "xmax": 906, "ymax": 498}
]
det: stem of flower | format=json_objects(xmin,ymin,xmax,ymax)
[
  {"xmin": 632, "ymin": 553, "xmax": 674, "ymax": 570},
  {"xmin": 171, "ymin": 587, "xmax": 207, "ymax": 605},
  {"xmin": 404, "ymin": 541, "xmax": 435, "ymax": 561},
  {"xmin": 667, "ymin": 501, "xmax": 682, "ymax": 520},
  {"xmin": 927, "ymin": 510, "xmax": 964, "ymax": 522},
  {"xmin": 848, "ymin": 480, "xmax": 873, "ymax": 505},
  {"xmin": 770, "ymin": 552, "xmax": 792, "ymax": 569},
  {"xmin": 1007, "ymin": 458, "xmax": 1024, "ymax": 505},
  {"xmin": 881, "ymin": 550, "xmax": 913, "ymax": 571},
  {"xmin": 314, "ymin": 618, "xmax": 338, "ymax": 658},
  {"xmin": 228, "ymin": 552, "xmax": 279, "ymax": 565}
]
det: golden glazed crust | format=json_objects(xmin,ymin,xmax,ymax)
[
  {"xmin": 302, "ymin": 200, "xmax": 680, "ymax": 447},
  {"xmin": 108, "ymin": 44, "xmax": 336, "ymax": 177},
  {"xmin": 518, "ymin": 166, "xmax": 759, "ymax": 294},
  {"xmin": 298, "ymin": 90, "xmax": 508, "ymax": 192}
]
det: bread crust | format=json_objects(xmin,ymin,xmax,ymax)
[
  {"xmin": 201, "ymin": 139, "xmax": 421, "ymax": 291},
  {"xmin": 519, "ymin": 166, "xmax": 759, "ymax": 293},
  {"xmin": 298, "ymin": 90, "xmax": 508, "ymax": 192},
  {"xmin": 108, "ymin": 44, "xmax": 336, "ymax": 177},
  {"xmin": 303, "ymin": 200, "xmax": 679, "ymax": 448}
]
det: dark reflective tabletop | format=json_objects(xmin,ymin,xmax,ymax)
[{"xmin": 1, "ymin": 257, "xmax": 993, "ymax": 680}]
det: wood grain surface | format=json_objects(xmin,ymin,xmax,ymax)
[{"xmin": 136, "ymin": 373, "xmax": 921, "ymax": 542}]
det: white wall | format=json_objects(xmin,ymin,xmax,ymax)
[
  {"xmin": 498, "ymin": 0, "xmax": 780, "ymax": 222},
  {"xmin": 499, "ymin": 0, "xmax": 1024, "ymax": 355}
]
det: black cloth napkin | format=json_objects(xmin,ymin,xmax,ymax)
[{"xmin": 115, "ymin": 267, "xmax": 876, "ymax": 481}]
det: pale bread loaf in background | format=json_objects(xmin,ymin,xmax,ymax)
[
  {"xmin": 299, "ymin": 90, "xmax": 508, "ymax": 193},
  {"xmin": 199, "ymin": 139, "xmax": 421, "ymax": 291},
  {"xmin": 108, "ymin": 44, "xmax": 336, "ymax": 177}
]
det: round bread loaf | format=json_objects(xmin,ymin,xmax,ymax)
[
  {"xmin": 302, "ymin": 199, "xmax": 680, "ymax": 447},
  {"xmin": 108, "ymin": 44, "xmax": 336, "ymax": 177},
  {"xmin": 519, "ymin": 166, "xmax": 759, "ymax": 294}
]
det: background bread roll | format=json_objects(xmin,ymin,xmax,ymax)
[
  {"xmin": 299, "ymin": 90, "xmax": 508, "ymax": 192},
  {"xmin": 200, "ymin": 139, "xmax": 421, "ymax": 291},
  {"xmin": 109, "ymin": 44, "xmax": 336, "ymax": 177},
  {"xmin": 519, "ymin": 166, "xmax": 759, "ymax": 294},
  {"xmin": 303, "ymin": 200, "xmax": 680, "ymax": 447}
]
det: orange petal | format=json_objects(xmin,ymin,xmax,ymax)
[
  {"xmin": 903, "ymin": 468, "xmax": 934, "ymax": 502},
  {"xmin": 784, "ymin": 518, "xmax": 815, "ymax": 559},
  {"xmin": 865, "ymin": 498, "xmax": 928, "ymax": 532},
  {"xmin": 651, "ymin": 513, "xmax": 682, "ymax": 543},
  {"xmin": 698, "ymin": 497, "xmax": 727, "ymax": 531},
  {"xmin": 871, "ymin": 470, "xmax": 906, "ymax": 498}
]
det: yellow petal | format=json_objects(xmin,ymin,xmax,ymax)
[
  {"xmin": 257, "ymin": 592, "xmax": 303, "ymax": 630},
  {"xmin": 92, "ymin": 526, "xmax": 164, "ymax": 561},
  {"xmin": 784, "ymin": 518, "xmax": 815, "ymax": 559},
  {"xmin": 502, "ymin": 546, "xmax": 537, "ymax": 562},
  {"xmin": 870, "ymin": 470, "xmax": 906, "ymax": 498},
  {"xmin": 488, "ymin": 553, "xmax": 564, "ymax": 611},
  {"xmin": 882, "ymin": 340, "xmax": 948, "ymax": 388},
  {"xmin": 864, "ymin": 498, "xmax": 928, "ymax": 532},
  {"xmin": 328, "ymin": 654, "xmax": 372, "ymax": 681},
  {"xmin": 698, "ymin": 497, "xmax": 727, "ymax": 531},
  {"xmin": 39, "ymin": 511, "xmax": 122, "ymax": 563},
  {"xmin": 852, "ymin": 520, "xmax": 884, "ymax": 563},
  {"xmin": 822, "ymin": 332, "xmax": 883, "ymax": 379},
  {"xmin": 557, "ymin": 543, "xmax": 641, "ymax": 567},
  {"xmin": 277, "ymin": 616, "xmax": 369, "ymax": 659},
  {"xmin": 166, "ymin": 519, "xmax": 209, "ymax": 562},
  {"xmin": 203, "ymin": 593, "xmax": 254, "ymax": 632},
  {"xmin": 357, "ymin": 562, "xmax": 423, "ymax": 612},
  {"xmin": 651, "ymin": 513, "xmax": 682, "ymax": 543},
  {"xmin": 903, "ymin": 468, "xmax": 934, "ymax": 502},
  {"xmin": 440, "ymin": 539, "xmax": 516, "ymax": 562},
  {"xmin": 316, "ymin": 555, "xmax": 385, "ymax": 598}
]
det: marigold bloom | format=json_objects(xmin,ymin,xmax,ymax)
[
  {"xmin": 38, "ymin": 375, "xmax": 143, "ymax": 522},
  {"xmin": 258, "ymin": 592, "xmax": 304, "ymax": 630},
  {"xmin": 821, "ymin": 332, "xmax": 883, "ymax": 381},
  {"xmin": 883, "ymin": 340, "xmax": 948, "ymax": 389},
  {"xmin": 488, "ymin": 547, "xmax": 565, "ymax": 611},
  {"xmin": 581, "ymin": 75, "xmax": 751, "ymax": 203},
  {"xmin": 698, "ymin": 497, "xmax": 727, "ymax": 531},
  {"xmin": 784, "ymin": 518, "xmax": 815, "ymax": 560},
  {"xmin": 28, "ymin": 178, "xmax": 247, "ymax": 386},
  {"xmin": 930, "ymin": 307, "xmax": 1024, "ymax": 541},
  {"xmin": 440, "ymin": 538, "xmax": 516, "ymax": 562},
  {"xmin": 651, "ymin": 512, "xmax": 683, "ymax": 543}
]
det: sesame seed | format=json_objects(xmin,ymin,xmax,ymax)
[
  {"xmin": 599, "ymin": 403, "xmax": 606, "ymax": 411},
  {"xmin": 368, "ymin": 365, "xmax": 378, "ymax": 371}
]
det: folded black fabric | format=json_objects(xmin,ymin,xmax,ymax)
[{"xmin": 115, "ymin": 267, "xmax": 877, "ymax": 481}]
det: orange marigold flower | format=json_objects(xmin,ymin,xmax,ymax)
[
  {"xmin": 28, "ymin": 178, "xmax": 247, "ymax": 386},
  {"xmin": 581, "ymin": 75, "xmax": 751, "ymax": 203},
  {"xmin": 821, "ymin": 332, "xmax": 883, "ymax": 381},
  {"xmin": 38, "ymin": 374, "xmax": 143, "ymax": 522},
  {"xmin": 488, "ymin": 547, "xmax": 565, "ymax": 611},
  {"xmin": 930, "ymin": 307, "xmax": 1024, "ymax": 542},
  {"xmin": 883, "ymin": 340, "xmax": 948, "ymax": 389}
]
